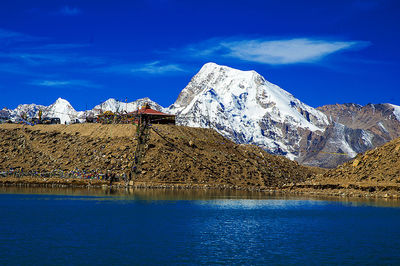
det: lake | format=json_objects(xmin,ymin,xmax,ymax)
[{"xmin": 1, "ymin": 187, "xmax": 400, "ymax": 265}]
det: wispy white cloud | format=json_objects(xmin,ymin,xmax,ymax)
[
  {"xmin": 58, "ymin": 6, "xmax": 82, "ymax": 16},
  {"xmin": 26, "ymin": 43, "xmax": 91, "ymax": 50},
  {"xmin": 0, "ymin": 28, "xmax": 104, "ymax": 79},
  {"xmin": 131, "ymin": 61, "xmax": 186, "ymax": 74},
  {"xmin": 224, "ymin": 39, "xmax": 366, "ymax": 64},
  {"xmin": 0, "ymin": 29, "xmax": 25, "ymax": 39},
  {"xmin": 29, "ymin": 79, "xmax": 100, "ymax": 88},
  {"xmin": 0, "ymin": 28, "xmax": 45, "ymax": 43},
  {"xmin": 0, "ymin": 63, "xmax": 35, "ymax": 76},
  {"xmin": 32, "ymin": 80, "xmax": 70, "ymax": 87},
  {"xmin": 176, "ymin": 37, "xmax": 370, "ymax": 65},
  {"xmin": 0, "ymin": 51, "xmax": 105, "ymax": 66},
  {"xmin": 103, "ymin": 61, "xmax": 187, "ymax": 75}
]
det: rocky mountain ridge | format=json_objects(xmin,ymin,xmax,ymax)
[
  {"xmin": 302, "ymin": 103, "xmax": 400, "ymax": 167},
  {"xmin": 317, "ymin": 103, "xmax": 400, "ymax": 140}
]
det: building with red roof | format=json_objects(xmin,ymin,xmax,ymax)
[{"xmin": 127, "ymin": 103, "xmax": 175, "ymax": 125}]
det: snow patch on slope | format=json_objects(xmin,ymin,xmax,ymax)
[
  {"xmin": 328, "ymin": 123, "xmax": 357, "ymax": 158},
  {"xmin": 361, "ymin": 130, "xmax": 374, "ymax": 147},
  {"xmin": 391, "ymin": 104, "xmax": 400, "ymax": 121},
  {"xmin": 377, "ymin": 122, "xmax": 389, "ymax": 134}
]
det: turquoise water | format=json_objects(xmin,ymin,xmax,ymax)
[{"xmin": 1, "ymin": 188, "xmax": 400, "ymax": 265}]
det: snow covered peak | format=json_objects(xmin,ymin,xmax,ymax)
[
  {"xmin": 54, "ymin": 97, "xmax": 70, "ymax": 105},
  {"xmin": 46, "ymin": 98, "xmax": 78, "ymax": 124},
  {"xmin": 197, "ymin": 62, "xmax": 258, "ymax": 78},
  {"xmin": 172, "ymin": 62, "xmax": 329, "ymax": 131},
  {"xmin": 49, "ymin": 98, "xmax": 76, "ymax": 111},
  {"xmin": 48, "ymin": 98, "xmax": 75, "ymax": 111},
  {"xmin": 169, "ymin": 63, "xmax": 331, "ymax": 159}
]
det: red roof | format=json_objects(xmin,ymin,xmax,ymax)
[{"xmin": 128, "ymin": 107, "xmax": 174, "ymax": 116}]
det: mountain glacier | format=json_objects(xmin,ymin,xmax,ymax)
[{"xmin": 169, "ymin": 62, "xmax": 329, "ymax": 159}]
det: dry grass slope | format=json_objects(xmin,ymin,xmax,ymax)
[
  {"xmin": 0, "ymin": 124, "xmax": 315, "ymax": 189},
  {"xmin": 317, "ymin": 137, "xmax": 400, "ymax": 184}
]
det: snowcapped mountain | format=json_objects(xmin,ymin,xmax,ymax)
[
  {"xmin": 169, "ymin": 62, "xmax": 329, "ymax": 159},
  {"xmin": 45, "ymin": 98, "xmax": 79, "ymax": 124},
  {"xmin": 8, "ymin": 98, "xmax": 79, "ymax": 124},
  {"xmin": 169, "ymin": 62, "xmax": 400, "ymax": 167}
]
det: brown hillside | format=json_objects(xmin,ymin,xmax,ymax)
[
  {"xmin": 0, "ymin": 124, "xmax": 315, "ymax": 188},
  {"xmin": 313, "ymin": 137, "xmax": 400, "ymax": 185}
]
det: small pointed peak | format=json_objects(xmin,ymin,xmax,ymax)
[
  {"xmin": 199, "ymin": 62, "xmax": 225, "ymax": 72},
  {"xmin": 202, "ymin": 62, "xmax": 218, "ymax": 67},
  {"xmin": 137, "ymin": 97, "xmax": 151, "ymax": 102},
  {"xmin": 54, "ymin": 97, "xmax": 70, "ymax": 105},
  {"xmin": 198, "ymin": 62, "xmax": 260, "ymax": 77},
  {"xmin": 104, "ymin": 98, "xmax": 117, "ymax": 103}
]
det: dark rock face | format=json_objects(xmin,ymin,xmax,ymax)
[
  {"xmin": 317, "ymin": 136, "xmax": 400, "ymax": 185},
  {"xmin": 298, "ymin": 123, "xmax": 372, "ymax": 168},
  {"xmin": 0, "ymin": 109, "xmax": 11, "ymax": 120},
  {"xmin": 299, "ymin": 103, "xmax": 400, "ymax": 168},
  {"xmin": 317, "ymin": 103, "xmax": 400, "ymax": 140}
]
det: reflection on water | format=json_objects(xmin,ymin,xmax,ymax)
[
  {"xmin": 196, "ymin": 199, "xmax": 329, "ymax": 210},
  {"xmin": 1, "ymin": 186, "xmax": 399, "ymax": 207}
]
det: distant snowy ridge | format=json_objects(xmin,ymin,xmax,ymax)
[
  {"xmin": 91, "ymin": 97, "xmax": 166, "ymax": 115},
  {"xmin": 12, "ymin": 103, "xmax": 46, "ymax": 119},
  {"xmin": 6, "ymin": 97, "xmax": 165, "ymax": 124}
]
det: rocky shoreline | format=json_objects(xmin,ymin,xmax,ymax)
[{"xmin": 2, "ymin": 176, "xmax": 400, "ymax": 200}]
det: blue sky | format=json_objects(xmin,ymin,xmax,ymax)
[{"xmin": 0, "ymin": 0, "xmax": 399, "ymax": 110}]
